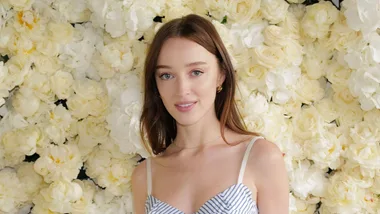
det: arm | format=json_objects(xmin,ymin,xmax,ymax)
[
  {"xmin": 131, "ymin": 160, "xmax": 148, "ymax": 214},
  {"xmin": 252, "ymin": 139, "xmax": 289, "ymax": 214}
]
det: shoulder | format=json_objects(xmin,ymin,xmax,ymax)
[
  {"xmin": 131, "ymin": 158, "xmax": 148, "ymax": 196},
  {"xmin": 249, "ymin": 138, "xmax": 287, "ymax": 179}
]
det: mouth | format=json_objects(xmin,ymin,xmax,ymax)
[{"xmin": 175, "ymin": 101, "xmax": 197, "ymax": 112}]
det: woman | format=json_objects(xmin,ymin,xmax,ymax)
[{"xmin": 132, "ymin": 14, "xmax": 289, "ymax": 214}]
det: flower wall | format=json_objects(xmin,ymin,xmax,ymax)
[{"xmin": 0, "ymin": 0, "xmax": 379, "ymax": 213}]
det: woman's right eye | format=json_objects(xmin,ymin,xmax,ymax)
[{"xmin": 159, "ymin": 73, "xmax": 173, "ymax": 80}]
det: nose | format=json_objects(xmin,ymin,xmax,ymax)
[{"xmin": 175, "ymin": 75, "xmax": 191, "ymax": 96}]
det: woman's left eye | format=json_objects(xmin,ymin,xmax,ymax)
[{"xmin": 191, "ymin": 70, "xmax": 203, "ymax": 76}]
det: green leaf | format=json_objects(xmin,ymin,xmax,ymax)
[{"xmin": 221, "ymin": 15, "xmax": 227, "ymax": 24}]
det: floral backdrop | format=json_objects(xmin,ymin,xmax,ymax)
[{"xmin": 0, "ymin": 0, "xmax": 379, "ymax": 213}]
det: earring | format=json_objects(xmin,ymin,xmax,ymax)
[{"xmin": 216, "ymin": 85, "xmax": 223, "ymax": 93}]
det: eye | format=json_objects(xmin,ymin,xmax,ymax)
[
  {"xmin": 159, "ymin": 73, "xmax": 173, "ymax": 80},
  {"xmin": 191, "ymin": 70, "xmax": 203, "ymax": 76}
]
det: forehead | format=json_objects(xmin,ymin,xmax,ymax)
[{"xmin": 157, "ymin": 37, "xmax": 217, "ymax": 66}]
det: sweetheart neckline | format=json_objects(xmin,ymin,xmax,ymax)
[{"xmin": 146, "ymin": 182, "xmax": 257, "ymax": 214}]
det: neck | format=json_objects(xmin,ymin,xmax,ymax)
[{"xmin": 173, "ymin": 111, "xmax": 225, "ymax": 150}]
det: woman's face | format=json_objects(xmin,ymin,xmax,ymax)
[{"xmin": 155, "ymin": 37, "xmax": 225, "ymax": 126}]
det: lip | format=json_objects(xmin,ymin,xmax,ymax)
[{"xmin": 175, "ymin": 101, "xmax": 197, "ymax": 112}]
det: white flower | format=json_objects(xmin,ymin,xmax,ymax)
[
  {"xmin": 265, "ymin": 66, "xmax": 301, "ymax": 104},
  {"xmin": 0, "ymin": 168, "xmax": 28, "ymax": 213},
  {"xmin": 34, "ymin": 180, "xmax": 83, "ymax": 213},
  {"xmin": 16, "ymin": 162, "xmax": 45, "ymax": 199},
  {"xmin": 99, "ymin": 42, "xmax": 134, "ymax": 74},
  {"xmin": 347, "ymin": 141, "xmax": 380, "ymax": 170},
  {"xmin": 289, "ymin": 193, "xmax": 319, "ymax": 214},
  {"xmin": 1, "ymin": 125, "xmax": 44, "ymax": 167},
  {"xmin": 230, "ymin": 22, "xmax": 267, "ymax": 49},
  {"xmin": 34, "ymin": 144, "xmax": 83, "ymax": 183},
  {"xmin": 282, "ymin": 39, "xmax": 304, "ymax": 67},
  {"xmin": 76, "ymin": 116, "xmax": 109, "ymax": 157},
  {"xmin": 2, "ymin": 55, "xmax": 31, "ymax": 90},
  {"xmin": 260, "ymin": 0, "xmax": 289, "ymax": 24},
  {"xmin": 304, "ymin": 131, "xmax": 343, "ymax": 170},
  {"xmin": 12, "ymin": 87, "xmax": 41, "ymax": 117},
  {"xmin": 71, "ymin": 179, "xmax": 97, "ymax": 214},
  {"xmin": 85, "ymin": 147, "xmax": 137, "ymax": 196},
  {"xmin": 322, "ymin": 171, "xmax": 366, "ymax": 213},
  {"xmin": 50, "ymin": 70, "xmax": 74, "ymax": 99},
  {"xmin": 252, "ymin": 45, "xmax": 286, "ymax": 69},
  {"xmin": 294, "ymin": 75, "xmax": 325, "ymax": 104},
  {"xmin": 52, "ymin": 0, "xmax": 91, "ymax": 23},
  {"xmin": 368, "ymin": 31, "xmax": 380, "ymax": 64},
  {"xmin": 48, "ymin": 22, "xmax": 75, "ymax": 44},
  {"xmin": 326, "ymin": 61, "xmax": 351, "ymax": 91},
  {"xmin": 301, "ymin": 1, "xmax": 339, "ymax": 40},
  {"xmin": 350, "ymin": 121, "xmax": 380, "ymax": 145},
  {"xmin": 23, "ymin": 69, "xmax": 55, "ymax": 102},
  {"xmin": 6, "ymin": 0, "xmax": 34, "ymax": 11},
  {"xmin": 124, "ymin": 2, "xmax": 157, "ymax": 34},
  {"xmin": 289, "ymin": 160, "xmax": 328, "ymax": 199},
  {"xmin": 342, "ymin": 0, "xmax": 380, "ymax": 36},
  {"xmin": 315, "ymin": 98, "xmax": 340, "ymax": 123},
  {"xmin": 292, "ymin": 105, "xmax": 325, "ymax": 140},
  {"xmin": 206, "ymin": 0, "xmax": 261, "ymax": 25}
]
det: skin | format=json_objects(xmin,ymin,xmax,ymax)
[{"xmin": 132, "ymin": 38, "xmax": 289, "ymax": 214}]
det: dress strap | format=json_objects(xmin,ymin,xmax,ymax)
[
  {"xmin": 237, "ymin": 136, "xmax": 264, "ymax": 184},
  {"xmin": 146, "ymin": 158, "xmax": 152, "ymax": 195}
]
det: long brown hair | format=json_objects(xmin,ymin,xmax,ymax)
[{"xmin": 140, "ymin": 14, "xmax": 259, "ymax": 156}]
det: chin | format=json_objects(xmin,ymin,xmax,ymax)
[{"xmin": 174, "ymin": 115, "xmax": 201, "ymax": 127}]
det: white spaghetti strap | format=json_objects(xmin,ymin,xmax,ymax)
[
  {"xmin": 146, "ymin": 158, "xmax": 152, "ymax": 195},
  {"xmin": 237, "ymin": 136, "xmax": 264, "ymax": 184}
]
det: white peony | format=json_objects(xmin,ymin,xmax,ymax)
[
  {"xmin": 16, "ymin": 162, "xmax": 45, "ymax": 199},
  {"xmin": 350, "ymin": 120, "xmax": 380, "ymax": 145},
  {"xmin": 52, "ymin": 0, "xmax": 91, "ymax": 23},
  {"xmin": 33, "ymin": 180, "xmax": 83, "ymax": 213},
  {"xmin": 71, "ymin": 179, "xmax": 97, "ymax": 214},
  {"xmin": 294, "ymin": 75, "xmax": 325, "ymax": 104},
  {"xmin": 6, "ymin": 0, "xmax": 34, "ymax": 11},
  {"xmin": 0, "ymin": 168, "xmax": 28, "ymax": 213},
  {"xmin": 34, "ymin": 144, "xmax": 83, "ymax": 183},
  {"xmin": 12, "ymin": 87, "xmax": 41, "ymax": 117},
  {"xmin": 50, "ymin": 70, "xmax": 74, "ymax": 99}
]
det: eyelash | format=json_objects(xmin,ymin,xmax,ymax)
[{"xmin": 158, "ymin": 70, "xmax": 204, "ymax": 80}]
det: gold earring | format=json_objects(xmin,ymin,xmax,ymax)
[{"xmin": 216, "ymin": 85, "xmax": 223, "ymax": 93}]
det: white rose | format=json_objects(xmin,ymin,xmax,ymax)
[
  {"xmin": 260, "ymin": 0, "xmax": 289, "ymax": 24},
  {"xmin": 283, "ymin": 39, "xmax": 304, "ymax": 66},
  {"xmin": 337, "ymin": 104, "xmax": 364, "ymax": 129},
  {"xmin": 239, "ymin": 64, "xmax": 268, "ymax": 92},
  {"xmin": 252, "ymin": 45, "xmax": 286, "ymax": 69},
  {"xmin": 295, "ymin": 75, "xmax": 325, "ymax": 104},
  {"xmin": 289, "ymin": 4, "xmax": 306, "ymax": 20},
  {"xmin": 301, "ymin": 1, "xmax": 338, "ymax": 40},
  {"xmin": 48, "ymin": 22, "xmax": 74, "ymax": 44},
  {"xmin": 206, "ymin": 0, "xmax": 261, "ymax": 25},
  {"xmin": 263, "ymin": 25, "xmax": 289, "ymax": 47},
  {"xmin": 12, "ymin": 87, "xmax": 40, "ymax": 117},
  {"xmin": 50, "ymin": 70, "xmax": 74, "ymax": 99},
  {"xmin": 342, "ymin": 162, "xmax": 375, "ymax": 188},
  {"xmin": 87, "ymin": 94, "xmax": 109, "ymax": 117},
  {"xmin": 37, "ymin": 180, "xmax": 83, "ymax": 213},
  {"xmin": 73, "ymin": 79, "xmax": 104, "ymax": 99},
  {"xmin": 292, "ymin": 105, "xmax": 325, "ymax": 140},
  {"xmin": 7, "ymin": 0, "xmax": 34, "ymax": 11},
  {"xmin": 3, "ymin": 55, "xmax": 31, "ymax": 90},
  {"xmin": 34, "ymin": 144, "xmax": 83, "ymax": 183},
  {"xmin": 243, "ymin": 114, "xmax": 267, "ymax": 134},
  {"xmin": 364, "ymin": 109, "xmax": 380, "ymax": 126},
  {"xmin": 280, "ymin": 98, "xmax": 302, "ymax": 117},
  {"xmin": 279, "ymin": 12, "xmax": 301, "ymax": 39},
  {"xmin": 326, "ymin": 61, "xmax": 351, "ymax": 91},
  {"xmin": 67, "ymin": 94, "xmax": 91, "ymax": 119}
]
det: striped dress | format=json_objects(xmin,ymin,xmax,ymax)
[{"xmin": 145, "ymin": 136, "xmax": 263, "ymax": 214}]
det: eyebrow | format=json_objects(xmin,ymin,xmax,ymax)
[{"xmin": 156, "ymin": 61, "xmax": 207, "ymax": 69}]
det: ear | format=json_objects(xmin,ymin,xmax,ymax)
[{"xmin": 217, "ymin": 70, "xmax": 226, "ymax": 86}]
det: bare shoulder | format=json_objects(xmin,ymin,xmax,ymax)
[
  {"xmin": 131, "ymin": 158, "xmax": 148, "ymax": 214},
  {"xmin": 251, "ymin": 138, "xmax": 284, "ymax": 164}
]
